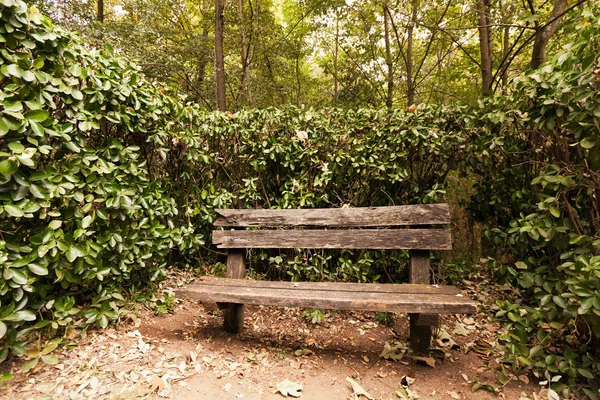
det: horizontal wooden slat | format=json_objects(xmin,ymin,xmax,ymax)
[
  {"xmin": 215, "ymin": 204, "xmax": 450, "ymax": 227},
  {"xmin": 195, "ymin": 277, "xmax": 461, "ymax": 295},
  {"xmin": 176, "ymin": 281, "xmax": 476, "ymax": 315},
  {"xmin": 212, "ymin": 229, "xmax": 452, "ymax": 250}
]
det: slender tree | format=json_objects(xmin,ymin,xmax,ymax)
[
  {"xmin": 476, "ymin": 0, "xmax": 493, "ymax": 95},
  {"xmin": 215, "ymin": 0, "xmax": 227, "ymax": 111},
  {"xmin": 530, "ymin": 0, "xmax": 567, "ymax": 69},
  {"xmin": 383, "ymin": 2, "xmax": 394, "ymax": 108},
  {"xmin": 97, "ymin": 0, "xmax": 104, "ymax": 22}
]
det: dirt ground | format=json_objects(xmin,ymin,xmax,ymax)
[{"xmin": 0, "ymin": 274, "xmax": 542, "ymax": 400}]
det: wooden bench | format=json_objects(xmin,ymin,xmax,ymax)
[{"xmin": 177, "ymin": 204, "xmax": 476, "ymax": 353}]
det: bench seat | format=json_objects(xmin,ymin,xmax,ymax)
[{"xmin": 177, "ymin": 277, "xmax": 476, "ymax": 315}]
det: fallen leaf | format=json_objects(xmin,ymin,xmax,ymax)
[
  {"xmin": 518, "ymin": 375, "xmax": 529, "ymax": 384},
  {"xmin": 447, "ymin": 390, "xmax": 461, "ymax": 399},
  {"xmin": 294, "ymin": 349, "xmax": 313, "ymax": 357},
  {"xmin": 414, "ymin": 356, "xmax": 436, "ymax": 368},
  {"xmin": 400, "ymin": 376, "xmax": 415, "ymax": 386},
  {"xmin": 346, "ymin": 376, "xmax": 374, "ymax": 400},
  {"xmin": 276, "ymin": 379, "xmax": 303, "ymax": 397},
  {"xmin": 380, "ymin": 342, "xmax": 408, "ymax": 361},
  {"xmin": 149, "ymin": 375, "xmax": 165, "ymax": 392},
  {"xmin": 471, "ymin": 382, "xmax": 496, "ymax": 393},
  {"xmin": 453, "ymin": 321, "xmax": 469, "ymax": 337}
]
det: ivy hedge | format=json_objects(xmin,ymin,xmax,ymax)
[
  {"xmin": 0, "ymin": 0, "xmax": 202, "ymax": 366},
  {"xmin": 467, "ymin": 12, "xmax": 600, "ymax": 396}
]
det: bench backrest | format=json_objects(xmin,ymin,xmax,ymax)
[{"xmin": 213, "ymin": 204, "xmax": 451, "ymax": 251}]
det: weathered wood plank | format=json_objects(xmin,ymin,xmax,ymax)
[
  {"xmin": 212, "ymin": 229, "xmax": 452, "ymax": 250},
  {"xmin": 176, "ymin": 284, "xmax": 476, "ymax": 314},
  {"xmin": 409, "ymin": 250, "xmax": 431, "ymax": 284},
  {"xmin": 215, "ymin": 204, "xmax": 450, "ymax": 227},
  {"xmin": 226, "ymin": 250, "xmax": 245, "ymax": 279},
  {"xmin": 409, "ymin": 250, "xmax": 434, "ymax": 354},
  {"xmin": 223, "ymin": 250, "xmax": 245, "ymax": 333},
  {"xmin": 195, "ymin": 276, "xmax": 461, "ymax": 296}
]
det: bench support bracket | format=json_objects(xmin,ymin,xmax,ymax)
[
  {"xmin": 223, "ymin": 249, "xmax": 245, "ymax": 333},
  {"xmin": 409, "ymin": 250, "xmax": 436, "ymax": 354}
]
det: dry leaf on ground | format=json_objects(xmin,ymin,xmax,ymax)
[
  {"xmin": 276, "ymin": 379, "xmax": 303, "ymax": 397},
  {"xmin": 345, "ymin": 376, "xmax": 374, "ymax": 400}
]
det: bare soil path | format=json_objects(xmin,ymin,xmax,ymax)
[{"xmin": 0, "ymin": 273, "xmax": 541, "ymax": 400}]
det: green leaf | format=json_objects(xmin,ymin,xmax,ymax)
[
  {"xmin": 578, "ymin": 368, "xmax": 594, "ymax": 379},
  {"xmin": 0, "ymin": 159, "xmax": 18, "ymax": 176},
  {"xmin": 580, "ymin": 137, "xmax": 596, "ymax": 149},
  {"xmin": 25, "ymin": 110, "xmax": 49, "ymax": 122},
  {"xmin": 82, "ymin": 215, "xmax": 92, "ymax": 229},
  {"xmin": 21, "ymin": 357, "xmax": 39, "ymax": 373},
  {"xmin": 4, "ymin": 204, "xmax": 24, "ymax": 217},
  {"xmin": 0, "ymin": 117, "xmax": 8, "ymax": 137},
  {"xmin": 98, "ymin": 315, "xmax": 109, "ymax": 329},
  {"xmin": 8, "ymin": 142, "xmax": 24, "ymax": 153},
  {"xmin": 515, "ymin": 261, "xmax": 528, "ymax": 270},
  {"xmin": 549, "ymin": 207, "xmax": 561, "ymax": 218},
  {"xmin": 48, "ymin": 220, "xmax": 62, "ymax": 230},
  {"xmin": 41, "ymin": 355, "xmax": 58, "ymax": 365},
  {"xmin": 28, "ymin": 263, "xmax": 48, "ymax": 276},
  {"xmin": 0, "ymin": 321, "xmax": 6, "ymax": 339},
  {"xmin": 4, "ymin": 309, "xmax": 36, "ymax": 322}
]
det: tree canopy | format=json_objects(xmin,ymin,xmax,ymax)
[{"xmin": 31, "ymin": 0, "xmax": 596, "ymax": 109}]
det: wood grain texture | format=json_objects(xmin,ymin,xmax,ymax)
[
  {"xmin": 176, "ymin": 283, "xmax": 476, "ymax": 314},
  {"xmin": 408, "ymin": 250, "xmax": 433, "ymax": 354},
  {"xmin": 409, "ymin": 250, "xmax": 431, "ymax": 284},
  {"xmin": 215, "ymin": 204, "xmax": 450, "ymax": 227},
  {"xmin": 212, "ymin": 229, "xmax": 452, "ymax": 250},
  {"xmin": 226, "ymin": 250, "xmax": 245, "ymax": 279},
  {"xmin": 223, "ymin": 249, "xmax": 245, "ymax": 333},
  {"xmin": 196, "ymin": 276, "xmax": 461, "ymax": 295}
]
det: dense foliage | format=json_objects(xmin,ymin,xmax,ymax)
[
  {"xmin": 468, "ymin": 12, "xmax": 600, "ymax": 396},
  {"xmin": 0, "ymin": 0, "xmax": 201, "ymax": 367},
  {"xmin": 177, "ymin": 105, "xmax": 472, "ymax": 280}
]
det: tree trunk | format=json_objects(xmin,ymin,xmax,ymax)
[
  {"xmin": 237, "ymin": 0, "xmax": 253, "ymax": 106},
  {"xmin": 502, "ymin": 26, "xmax": 509, "ymax": 91},
  {"xmin": 406, "ymin": 1, "xmax": 417, "ymax": 106},
  {"xmin": 215, "ymin": 0, "xmax": 227, "ymax": 111},
  {"xmin": 333, "ymin": 10, "xmax": 339, "ymax": 106},
  {"xmin": 530, "ymin": 0, "xmax": 567, "ymax": 69},
  {"xmin": 476, "ymin": 0, "xmax": 493, "ymax": 95},
  {"xmin": 97, "ymin": 0, "xmax": 104, "ymax": 22},
  {"xmin": 383, "ymin": 4, "xmax": 394, "ymax": 108}
]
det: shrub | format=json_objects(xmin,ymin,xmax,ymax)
[
  {"xmin": 0, "ymin": 0, "xmax": 201, "ymax": 363},
  {"xmin": 468, "ymin": 11, "xmax": 600, "ymax": 396}
]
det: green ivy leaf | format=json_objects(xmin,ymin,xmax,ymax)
[
  {"xmin": 4, "ymin": 204, "xmax": 24, "ymax": 217},
  {"xmin": 25, "ymin": 110, "xmax": 49, "ymax": 122},
  {"xmin": 0, "ymin": 321, "xmax": 6, "ymax": 339},
  {"xmin": 0, "ymin": 159, "xmax": 18, "ymax": 176},
  {"xmin": 28, "ymin": 264, "xmax": 48, "ymax": 276},
  {"xmin": 580, "ymin": 137, "xmax": 596, "ymax": 149},
  {"xmin": 21, "ymin": 357, "xmax": 39, "ymax": 373}
]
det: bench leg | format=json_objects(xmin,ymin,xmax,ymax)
[
  {"xmin": 409, "ymin": 313, "xmax": 433, "ymax": 354},
  {"xmin": 223, "ymin": 249, "xmax": 245, "ymax": 333},
  {"xmin": 409, "ymin": 250, "xmax": 434, "ymax": 354},
  {"xmin": 224, "ymin": 304, "xmax": 244, "ymax": 333}
]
